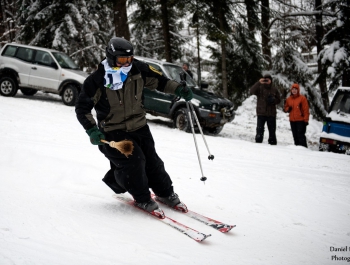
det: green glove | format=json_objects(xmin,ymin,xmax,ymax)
[
  {"xmin": 86, "ymin": 126, "xmax": 105, "ymax": 145},
  {"xmin": 175, "ymin": 86, "xmax": 193, "ymax": 101}
]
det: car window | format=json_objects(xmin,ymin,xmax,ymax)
[
  {"xmin": 34, "ymin": 50, "xmax": 55, "ymax": 67},
  {"xmin": 344, "ymin": 97, "xmax": 350, "ymax": 114},
  {"xmin": 52, "ymin": 52, "xmax": 79, "ymax": 70},
  {"xmin": 163, "ymin": 64, "xmax": 197, "ymax": 87},
  {"xmin": 16, "ymin": 47, "xmax": 34, "ymax": 62},
  {"xmin": 331, "ymin": 92, "xmax": 350, "ymax": 114},
  {"xmin": 2, "ymin": 45, "xmax": 17, "ymax": 57}
]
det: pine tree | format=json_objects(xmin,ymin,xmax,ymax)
[
  {"xmin": 204, "ymin": 0, "xmax": 263, "ymax": 106},
  {"xmin": 270, "ymin": 0, "xmax": 313, "ymax": 86},
  {"xmin": 180, "ymin": 0, "xmax": 210, "ymax": 85},
  {"xmin": 15, "ymin": 0, "xmax": 114, "ymax": 70},
  {"xmin": 318, "ymin": 0, "xmax": 350, "ymax": 89},
  {"xmin": 267, "ymin": 0, "xmax": 327, "ymax": 119},
  {"xmin": 208, "ymin": 21, "xmax": 264, "ymax": 107},
  {"xmin": 204, "ymin": 0, "xmax": 235, "ymax": 98},
  {"xmin": 128, "ymin": 0, "xmax": 185, "ymax": 62}
]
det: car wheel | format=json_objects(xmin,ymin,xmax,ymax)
[
  {"xmin": 205, "ymin": 126, "xmax": 223, "ymax": 135},
  {"xmin": 62, "ymin": 84, "xmax": 78, "ymax": 106},
  {"xmin": 20, "ymin": 87, "xmax": 37, "ymax": 96},
  {"xmin": 173, "ymin": 108, "xmax": 191, "ymax": 132},
  {"xmin": 0, "ymin": 77, "xmax": 18, "ymax": 97}
]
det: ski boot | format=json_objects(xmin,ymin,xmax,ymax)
[
  {"xmin": 134, "ymin": 199, "xmax": 165, "ymax": 219},
  {"xmin": 156, "ymin": 193, "xmax": 188, "ymax": 213}
]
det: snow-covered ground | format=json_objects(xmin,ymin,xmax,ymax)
[{"xmin": 1, "ymin": 92, "xmax": 349, "ymax": 265}]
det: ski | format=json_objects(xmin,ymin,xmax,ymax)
[
  {"xmin": 113, "ymin": 194, "xmax": 211, "ymax": 242},
  {"xmin": 152, "ymin": 194, "xmax": 235, "ymax": 233}
]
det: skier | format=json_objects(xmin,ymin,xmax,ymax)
[
  {"xmin": 250, "ymin": 74, "xmax": 281, "ymax": 145},
  {"xmin": 75, "ymin": 37, "xmax": 193, "ymax": 213}
]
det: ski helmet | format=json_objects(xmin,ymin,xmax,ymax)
[{"xmin": 106, "ymin": 37, "xmax": 134, "ymax": 67}]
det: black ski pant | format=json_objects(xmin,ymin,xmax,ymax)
[
  {"xmin": 290, "ymin": 121, "xmax": 308, "ymax": 148},
  {"xmin": 255, "ymin": 115, "xmax": 277, "ymax": 145},
  {"xmin": 99, "ymin": 124, "xmax": 173, "ymax": 203}
]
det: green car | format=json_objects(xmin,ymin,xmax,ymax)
[{"xmin": 136, "ymin": 56, "xmax": 235, "ymax": 135}]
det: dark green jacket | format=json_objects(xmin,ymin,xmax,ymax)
[{"xmin": 76, "ymin": 59, "xmax": 179, "ymax": 132}]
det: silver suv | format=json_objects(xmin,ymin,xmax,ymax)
[{"xmin": 0, "ymin": 43, "xmax": 88, "ymax": 106}]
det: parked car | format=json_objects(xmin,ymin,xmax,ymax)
[
  {"xmin": 319, "ymin": 86, "xmax": 350, "ymax": 155},
  {"xmin": 0, "ymin": 43, "xmax": 88, "ymax": 106},
  {"xmin": 135, "ymin": 56, "xmax": 235, "ymax": 134}
]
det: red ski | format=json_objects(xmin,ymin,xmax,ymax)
[
  {"xmin": 113, "ymin": 194, "xmax": 211, "ymax": 242},
  {"xmin": 152, "ymin": 194, "xmax": 235, "ymax": 233}
]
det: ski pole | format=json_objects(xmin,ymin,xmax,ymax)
[
  {"xmin": 179, "ymin": 72, "xmax": 214, "ymax": 182},
  {"xmin": 187, "ymin": 102, "xmax": 214, "ymax": 160},
  {"xmin": 186, "ymin": 101, "xmax": 207, "ymax": 182}
]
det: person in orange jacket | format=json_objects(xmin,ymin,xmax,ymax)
[{"xmin": 284, "ymin": 83, "xmax": 310, "ymax": 148}]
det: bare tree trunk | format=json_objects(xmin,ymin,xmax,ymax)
[
  {"xmin": 261, "ymin": 0, "xmax": 272, "ymax": 69},
  {"xmin": 220, "ymin": 39, "xmax": 228, "ymax": 98},
  {"xmin": 245, "ymin": 0, "xmax": 256, "ymax": 32},
  {"xmin": 0, "ymin": 0, "xmax": 5, "ymax": 42},
  {"xmin": 315, "ymin": 0, "xmax": 329, "ymax": 109},
  {"xmin": 342, "ymin": 0, "xmax": 350, "ymax": 86},
  {"xmin": 193, "ymin": 3, "xmax": 202, "ymax": 86},
  {"xmin": 114, "ymin": 0, "xmax": 130, "ymax": 40},
  {"xmin": 218, "ymin": 9, "xmax": 228, "ymax": 98},
  {"xmin": 196, "ymin": 23, "xmax": 201, "ymax": 87},
  {"xmin": 160, "ymin": 0, "xmax": 172, "ymax": 62}
]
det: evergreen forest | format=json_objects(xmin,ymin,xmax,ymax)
[{"xmin": 1, "ymin": 0, "xmax": 349, "ymax": 120}]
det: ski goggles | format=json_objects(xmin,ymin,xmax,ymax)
[{"xmin": 115, "ymin": 55, "xmax": 134, "ymax": 66}]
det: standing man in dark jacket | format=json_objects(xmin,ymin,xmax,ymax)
[
  {"xmin": 250, "ymin": 74, "xmax": 281, "ymax": 145},
  {"xmin": 75, "ymin": 37, "xmax": 193, "ymax": 214},
  {"xmin": 182, "ymin": 63, "xmax": 193, "ymax": 79}
]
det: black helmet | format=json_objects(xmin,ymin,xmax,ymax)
[{"xmin": 106, "ymin": 37, "xmax": 134, "ymax": 67}]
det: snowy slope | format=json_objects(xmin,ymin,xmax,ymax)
[{"xmin": 1, "ymin": 92, "xmax": 349, "ymax": 265}]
